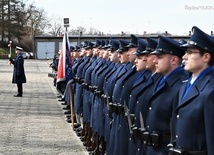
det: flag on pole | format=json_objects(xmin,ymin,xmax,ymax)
[{"xmin": 56, "ymin": 32, "xmax": 72, "ymax": 95}]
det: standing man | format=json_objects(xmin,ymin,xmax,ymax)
[
  {"xmin": 146, "ymin": 36, "xmax": 187, "ymax": 155},
  {"xmin": 169, "ymin": 26, "xmax": 214, "ymax": 155},
  {"xmin": 9, "ymin": 46, "xmax": 26, "ymax": 97}
]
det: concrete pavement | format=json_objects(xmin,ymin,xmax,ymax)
[{"xmin": 0, "ymin": 59, "xmax": 88, "ymax": 155}]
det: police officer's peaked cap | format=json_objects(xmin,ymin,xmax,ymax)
[
  {"xmin": 16, "ymin": 46, "xmax": 23, "ymax": 51},
  {"xmin": 107, "ymin": 39, "xmax": 120, "ymax": 52},
  {"xmin": 85, "ymin": 41, "xmax": 95, "ymax": 49},
  {"xmin": 70, "ymin": 46, "xmax": 75, "ymax": 51},
  {"xmin": 98, "ymin": 40, "xmax": 106, "ymax": 49},
  {"xmin": 179, "ymin": 39, "xmax": 187, "ymax": 45},
  {"xmin": 133, "ymin": 38, "xmax": 147, "ymax": 55},
  {"xmin": 126, "ymin": 34, "xmax": 138, "ymax": 48},
  {"xmin": 93, "ymin": 39, "xmax": 102, "ymax": 48},
  {"xmin": 74, "ymin": 45, "xmax": 80, "ymax": 52},
  {"xmin": 181, "ymin": 26, "xmax": 214, "ymax": 54},
  {"xmin": 142, "ymin": 37, "xmax": 158, "ymax": 54},
  {"xmin": 116, "ymin": 40, "xmax": 130, "ymax": 53},
  {"xmin": 151, "ymin": 35, "xmax": 185, "ymax": 58},
  {"xmin": 81, "ymin": 41, "xmax": 88, "ymax": 49},
  {"xmin": 102, "ymin": 40, "xmax": 111, "ymax": 49}
]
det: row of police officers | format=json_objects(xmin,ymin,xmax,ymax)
[{"xmin": 62, "ymin": 26, "xmax": 214, "ymax": 155}]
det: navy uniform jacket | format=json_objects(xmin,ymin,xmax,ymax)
[
  {"xmin": 93, "ymin": 59, "xmax": 110, "ymax": 135},
  {"xmin": 103, "ymin": 62, "xmax": 122, "ymax": 153},
  {"xmin": 112, "ymin": 62, "xmax": 135, "ymax": 103},
  {"xmin": 82, "ymin": 56, "xmax": 97, "ymax": 122},
  {"xmin": 128, "ymin": 73, "xmax": 162, "ymax": 155},
  {"xmin": 173, "ymin": 67, "xmax": 214, "ymax": 155},
  {"xmin": 71, "ymin": 58, "xmax": 83, "ymax": 94},
  {"xmin": 11, "ymin": 53, "xmax": 26, "ymax": 84},
  {"xmin": 90, "ymin": 58, "xmax": 105, "ymax": 131},
  {"xmin": 110, "ymin": 63, "xmax": 138, "ymax": 155},
  {"xmin": 74, "ymin": 56, "xmax": 90, "ymax": 114},
  {"xmin": 135, "ymin": 73, "xmax": 162, "ymax": 128},
  {"xmin": 146, "ymin": 68, "xmax": 187, "ymax": 155},
  {"xmin": 128, "ymin": 70, "xmax": 151, "ymax": 113},
  {"xmin": 104, "ymin": 62, "xmax": 123, "ymax": 99}
]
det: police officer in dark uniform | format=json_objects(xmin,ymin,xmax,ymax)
[
  {"xmin": 89, "ymin": 40, "xmax": 106, "ymax": 152},
  {"xmin": 145, "ymin": 36, "xmax": 187, "ymax": 155},
  {"xmin": 109, "ymin": 39, "xmax": 138, "ymax": 155},
  {"xmin": 130, "ymin": 37, "xmax": 162, "ymax": 155},
  {"xmin": 63, "ymin": 46, "xmax": 75, "ymax": 111},
  {"xmin": 93, "ymin": 40, "xmax": 113, "ymax": 154},
  {"xmin": 65, "ymin": 45, "xmax": 82, "ymax": 123},
  {"xmin": 103, "ymin": 39, "xmax": 121, "ymax": 154},
  {"xmin": 81, "ymin": 40, "xmax": 100, "ymax": 150},
  {"xmin": 73, "ymin": 42, "xmax": 90, "ymax": 128},
  {"xmin": 126, "ymin": 38, "xmax": 151, "ymax": 155},
  {"xmin": 10, "ymin": 46, "xmax": 26, "ymax": 97},
  {"xmin": 169, "ymin": 26, "xmax": 214, "ymax": 155}
]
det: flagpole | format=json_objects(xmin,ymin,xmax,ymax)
[{"xmin": 69, "ymin": 85, "xmax": 75, "ymax": 130}]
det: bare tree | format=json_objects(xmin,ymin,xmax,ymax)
[
  {"xmin": 48, "ymin": 16, "xmax": 63, "ymax": 36},
  {"xmin": 88, "ymin": 27, "xmax": 100, "ymax": 35},
  {"xmin": 69, "ymin": 26, "xmax": 86, "ymax": 35}
]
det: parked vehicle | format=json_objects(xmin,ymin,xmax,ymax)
[
  {"xmin": 21, "ymin": 52, "xmax": 30, "ymax": 59},
  {"xmin": 28, "ymin": 52, "xmax": 34, "ymax": 59}
]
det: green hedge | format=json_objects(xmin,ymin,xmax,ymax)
[{"xmin": 0, "ymin": 48, "xmax": 15, "ymax": 59}]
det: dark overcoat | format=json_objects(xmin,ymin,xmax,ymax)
[
  {"xmin": 12, "ymin": 53, "xmax": 26, "ymax": 84},
  {"xmin": 173, "ymin": 67, "xmax": 214, "ymax": 155}
]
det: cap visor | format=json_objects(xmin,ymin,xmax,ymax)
[
  {"xmin": 150, "ymin": 50, "xmax": 161, "ymax": 55},
  {"xmin": 180, "ymin": 43, "xmax": 195, "ymax": 48}
]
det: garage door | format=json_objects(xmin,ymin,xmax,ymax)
[{"xmin": 37, "ymin": 42, "xmax": 55, "ymax": 59}]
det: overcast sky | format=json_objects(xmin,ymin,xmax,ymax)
[{"xmin": 31, "ymin": 0, "xmax": 214, "ymax": 35}]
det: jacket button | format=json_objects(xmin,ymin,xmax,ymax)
[
  {"xmin": 149, "ymin": 107, "xmax": 152, "ymax": 110},
  {"xmin": 176, "ymin": 115, "xmax": 179, "ymax": 118}
]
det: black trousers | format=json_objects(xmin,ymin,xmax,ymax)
[{"xmin": 17, "ymin": 83, "xmax": 23, "ymax": 96}]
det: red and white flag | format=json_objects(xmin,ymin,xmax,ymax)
[{"xmin": 56, "ymin": 32, "xmax": 72, "ymax": 94}]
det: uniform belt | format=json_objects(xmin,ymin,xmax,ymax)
[
  {"xmin": 169, "ymin": 148, "xmax": 207, "ymax": 155},
  {"xmin": 82, "ymin": 83, "xmax": 89, "ymax": 90},
  {"xmin": 94, "ymin": 90, "xmax": 103, "ymax": 98},
  {"xmin": 88, "ymin": 85, "xmax": 97, "ymax": 93},
  {"xmin": 143, "ymin": 131, "xmax": 170, "ymax": 147},
  {"xmin": 75, "ymin": 77, "xmax": 84, "ymax": 84},
  {"xmin": 110, "ymin": 103, "xmax": 125, "ymax": 115},
  {"xmin": 102, "ymin": 95, "xmax": 111, "ymax": 104}
]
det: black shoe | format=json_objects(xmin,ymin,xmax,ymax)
[
  {"xmin": 73, "ymin": 123, "xmax": 81, "ymax": 129},
  {"xmin": 66, "ymin": 118, "xmax": 72, "ymax": 123},
  {"xmin": 14, "ymin": 94, "xmax": 22, "ymax": 97},
  {"xmin": 80, "ymin": 136, "xmax": 85, "ymax": 142},
  {"xmin": 64, "ymin": 110, "xmax": 71, "ymax": 115},
  {"xmin": 87, "ymin": 146, "xmax": 94, "ymax": 152},
  {"xmin": 75, "ymin": 127, "xmax": 82, "ymax": 132},
  {"xmin": 58, "ymin": 98, "xmax": 65, "ymax": 102},
  {"xmin": 66, "ymin": 114, "xmax": 71, "ymax": 118},
  {"xmin": 62, "ymin": 105, "xmax": 70, "ymax": 110},
  {"xmin": 57, "ymin": 95, "xmax": 62, "ymax": 98},
  {"xmin": 76, "ymin": 132, "xmax": 82, "ymax": 137},
  {"xmin": 61, "ymin": 102, "xmax": 67, "ymax": 105}
]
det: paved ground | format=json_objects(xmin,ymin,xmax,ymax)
[{"xmin": 0, "ymin": 59, "xmax": 88, "ymax": 155}]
